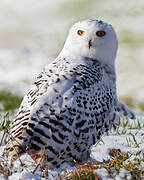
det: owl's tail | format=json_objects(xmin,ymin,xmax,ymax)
[
  {"xmin": 3, "ymin": 131, "xmax": 27, "ymax": 167},
  {"xmin": 115, "ymin": 101, "xmax": 136, "ymax": 120}
]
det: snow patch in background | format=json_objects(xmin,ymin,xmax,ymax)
[{"xmin": 0, "ymin": 0, "xmax": 143, "ymax": 103}]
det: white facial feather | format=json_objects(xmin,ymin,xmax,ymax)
[{"xmin": 60, "ymin": 19, "xmax": 118, "ymax": 65}]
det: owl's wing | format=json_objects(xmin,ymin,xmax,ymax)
[
  {"xmin": 115, "ymin": 101, "xmax": 136, "ymax": 119},
  {"xmin": 5, "ymin": 60, "xmax": 76, "ymax": 160},
  {"xmin": 103, "ymin": 65, "xmax": 136, "ymax": 120},
  {"xmin": 9, "ymin": 67, "xmax": 56, "ymax": 133},
  {"xmin": 10, "ymin": 58, "xmax": 76, "ymax": 128}
]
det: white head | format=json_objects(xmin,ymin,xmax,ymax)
[{"xmin": 60, "ymin": 19, "xmax": 118, "ymax": 65}]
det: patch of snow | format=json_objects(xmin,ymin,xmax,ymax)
[{"xmin": 9, "ymin": 170, "xmax": 41, "ymax": 180}]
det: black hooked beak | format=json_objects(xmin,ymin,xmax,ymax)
[{"xmin": 88, "ymin": 40, "xmax": 92, "ymax": 49}]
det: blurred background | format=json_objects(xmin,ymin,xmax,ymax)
[{"xmin": 0, "ymin": 0, "xmax": 143, "ymax": 107}]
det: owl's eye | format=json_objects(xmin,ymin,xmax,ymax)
[
  {"xmin": 77, "ymin": 30, "xmax": 85, "ymax": 36},
  {"xmin": 96, "ymin": 30, "xmax": 106, "ymax": 37}
]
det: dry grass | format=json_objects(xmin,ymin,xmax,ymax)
[{"xmin": 59, "ymin": 149, "xmax": 144, "ymax": 180}]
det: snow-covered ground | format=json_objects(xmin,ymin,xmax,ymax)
[
  {"xmin": 0, "ymin": 114, "xmax": 143, "ymax": 179},
  {"xmin": 0, "ymin": 0, "xmax": 144, "ymax": 179}
]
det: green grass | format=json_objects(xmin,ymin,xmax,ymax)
[
  {"xmin": 0, "ymin": 91, "xmax": 22, "ymax": 145},
  {"xmin": 0, "ymin": 112, "xmax": 11, "ymax": 131},
  {"xmin": 0, "ymin": 91, "xmax": 22, "ymax": 112},
  {"xmin": 138, "ymin": 102, "xmax": 144, "ymax": 111},
  {"xmin": 126, "ymin": 132, "xmax": 142, "ymax": 148}
]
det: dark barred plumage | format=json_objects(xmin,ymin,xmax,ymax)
[
  {"xmin": 4, "ymin": 19, "xmax": 135, "ymax": 169},
  {"xmin": 4, "ymin": 57, "xmax": 135, "ymax": 169}
]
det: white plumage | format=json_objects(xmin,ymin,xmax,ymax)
[{"xmin": 5, "ymin": 19, "xmax": 135, "ymax": 169}]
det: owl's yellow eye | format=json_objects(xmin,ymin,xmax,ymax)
[
  {"xmin": 77, "ymin": 30, "xmax": 85, "ymax": 36},
  {"xmin": 96, "ymin": 30, "xmax": 106, "ymax": 37}
]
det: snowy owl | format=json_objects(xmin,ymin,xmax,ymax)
[{"xmin": 5, "ymin": 19, "xmax": 135, "ymax": 169}]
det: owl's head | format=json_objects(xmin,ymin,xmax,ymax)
[{"xmin": 61, "ymin": 19, "xmax": 118, "ymax": 65}]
